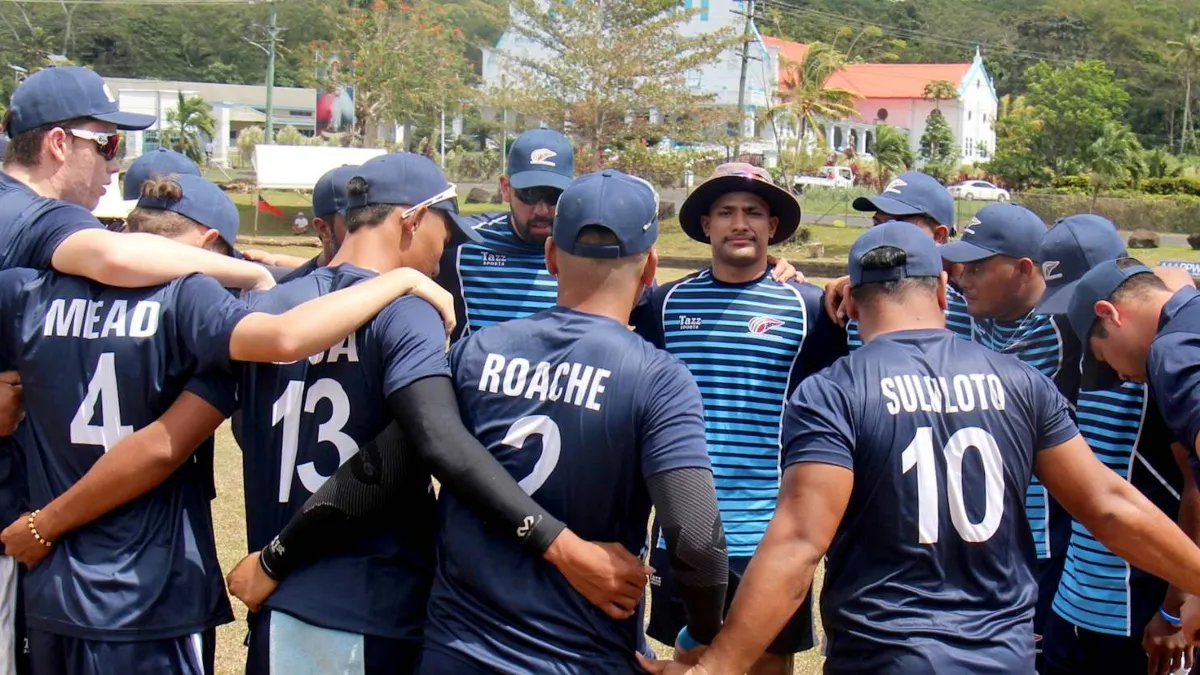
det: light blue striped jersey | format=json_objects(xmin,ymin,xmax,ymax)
[
  {"xmin": 437, "ymin": 212, "xmax": 559, "ymax": 343},
  {"xmin": 971, "ymin": 310, "xmax": 1081, "ymax": 563},
  {"xmin": 437, "ymin": 211, "xmax": 655, "ymax": 342},
  {"xmin": 639, "ymin": 268, "xmax": 846, "ymax": 557},
  {"xmin": 847, "ymin": 284, "xmax": 973, "ymax": 350},
  {"xmin": 1052, "ymin": 381, "xmax": 1180, "ymax": 636}
]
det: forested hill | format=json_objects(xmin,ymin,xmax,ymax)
[{"xmin": 1, "ymin": 0, "xmax": 1198, "ymax": 149}]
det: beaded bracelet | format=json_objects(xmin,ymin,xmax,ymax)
[{"xmin": 27, "ymin": 510, "xmax": 52, "ymax": 548}]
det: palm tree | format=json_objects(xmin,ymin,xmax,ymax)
[
  {"xmin": 775, "ymin": 42, "xmax": 860, "ymax": 151},
  {"xmin": 165, "ymin": 92, "xmax": 216, "ymax": 164},
  {"xmin": 1086, "ymin": 122, "xmax": 1145, "ymax": 206},
  {"xmin": 1168, "ymin": 20, "xmax": 1200, "ymax": 153},
  {"xmin": 872, "ymin": 124, "xmax": 915, "ymax": 184}
]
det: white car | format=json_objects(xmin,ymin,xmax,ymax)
[{"xmin": 948, "ymin": 180, "xmax": 1010, "ymax": 202}]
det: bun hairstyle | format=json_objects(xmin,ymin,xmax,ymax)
[
  {"xmin": 346, "ymin": 176, "xmax": 369, "ymax": 197},
  {"xmin": 344, "ymin": 175, "xmax": 397, "ymax": 233},
  {"xmin": 140, "ymin": 176, "xmax": 184, "ymax": 201}
]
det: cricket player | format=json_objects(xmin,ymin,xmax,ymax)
[
  {"xmin": 641, "ymin": 221, "xmax": 1200, "ymax": 675},
  {"xmin": 639, "ymin": 162, "xmax": 843, "ymax": 675}
]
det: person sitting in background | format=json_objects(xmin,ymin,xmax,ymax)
[{"xmin": 292, "ymin": 212, "xmax": 309, "ymax": 234}]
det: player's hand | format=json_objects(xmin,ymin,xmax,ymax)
[
  {"xmin": 1155, "ymin": 266, "xmax": 1197, "ymax": 292},
  {"xmin": 238, "ymin": 249, "xmax": 276, "ymax": 265},
  {"xmin": 823, "ymin": 276, "xmax": 852, "ymax": 327},
  {"xmin": 544, "ymin": 529, "xmax": 652, "ymax": 620},
  {"xmin": 226, "ymin": 552, "xmax": 279, "ymax": 613},
  {"xmin": 766, "ymin": 256, "xmax": 804, "ymax": 284},
  {"xmin": 1146, "ymin": 610, "xmax": 1195, "ymax": 674},
  {"xmin": 397, "ymin": 269, "xmax": 456, "ymax": 337},
  {"xmin": 0, "ymin": 371, "xmax": 24, "ymax": 437},
  {"xmin": 1, "ymin": 513, "xmax": 52, "ymax": 568},
  {"xmin": 672, "ymin": 639, "xmax": 709, "ymax": 666},
  {"xmin": 635, "ymin": 652, "xmax": 713, "ymax": 674}
]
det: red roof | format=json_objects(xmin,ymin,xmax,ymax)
[{"xmin": 763, "ymin": 36, "xmax": 972, "ymax": 100}]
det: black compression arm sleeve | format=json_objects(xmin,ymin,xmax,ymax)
[
  {"xmin": 260, "ymin": 375, "xmax": 567, "ymax": 580},
  {"xmin": 647, "ymin": 467, "xmax": 729, "ymax": 645}
]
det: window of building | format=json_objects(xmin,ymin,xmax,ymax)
[
  {"xmin": 964, "ymin": 137, "xmax": 973, "ymax": 156},
  {"xmin": 968, "ymin": 111, "xmax": 972, "ymax": 121},
  {"xmin": 700, "ymin": 0, "xmax": 709, "ymax": 20}
]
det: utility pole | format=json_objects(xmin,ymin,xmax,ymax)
[
  {"xmin": 733, "ymin": 0, "xmax": 756, "ymax": 159},
  {"xmin": 264, "ymin": 0, "xmax": 278, "ymax": 143}
]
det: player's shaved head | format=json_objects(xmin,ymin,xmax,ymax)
[{"xmin": 850, "ymin": 246, "xmax": 941, "ymax": 308}]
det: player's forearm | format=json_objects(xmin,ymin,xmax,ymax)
[
  {"xmin": 646, "ymin": 468, "xmax": 728, "ymax": 644},
  {"xmin": 1165, "ymin": 450, "xmax": 1200, "ymax": 613},
  {"xmin": 35, "ymin": 397, "xmax": 223, "ymax": 542},
  {"xmin": 1080, "ymin": 478, "xmax": 1200, "ymax": 600},
  {"xmin": 53, "ymin": 230, "xmax": 271, "ymax": 290},
  {"xmin": 698, "ymin": 518, "xmax": 823, "ymax": 675},
  {"xmin": 229, "ymin": 268, "xmax": 422, "ymax": 363}
]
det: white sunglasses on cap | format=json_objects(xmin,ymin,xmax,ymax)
[{"xmin": 400, "ymin": 183, "xmax": 458, "ymax": 220}]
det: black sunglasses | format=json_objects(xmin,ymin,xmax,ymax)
[{"xmin": 513, "ymin": 186, "xmax": 563, "ymax": 206}]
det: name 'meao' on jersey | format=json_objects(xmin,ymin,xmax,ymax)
[
  {"xmin": 235, "ymin": 263, "xmax": 448, "ymax": 643},
  {"xmin": 781, "ymin": 329, "xmax": 1078, "ymax": 673},
  {"xmin": 423, "ymin": 306, "xmax": 710, "ymax": 673},
  {"xmin": 0, "ymin": 268, "xmax": 248, "ymax": 643}
]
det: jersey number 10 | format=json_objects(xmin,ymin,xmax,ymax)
[{"xmin": 902, "ymin": 426, "xmax": 1005, "ymax": 544}]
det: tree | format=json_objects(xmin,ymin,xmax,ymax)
[
  {"xmin": 923, "ymin": 80, "xmax": 958, "ymax": 111},
  {"xmin": 1144, "ymin": 146, "xmax": 1183, "ymax": 178},
  {"xmin": 1085, "ymin": 121, "xmax": 1144, "ymax": 205},
  {"xmin": 872, "ymin": 124, "xmax": 915, "ymax": 184},
  {"xmin": 495, "ymin": 0, "xmax": 738, "ymax": 160},
  {"xmin": 306, "ymin": 1, "xmax": 473, "ymax": 143},
  {"xmin": 165, "ymin": 93, "xmax": 215, "ymax": 164},
  {"xmin": 986, "ymin": 94, "xmax": 1049, "ymax": 190},
  {"xmin": 1168, "ymin": 20, "xmax": 1200, "ymax": 153},
  {"xmin": 1024, "ymin": 60, "xmax": 1130, "ymax": 174},
  {"xmin": 919, "ymin": 109, "xmax": 957, "ymax": 163},
  {"xmin": 236, "ymin": 126, "xmax": 264, "ymax": 169}
]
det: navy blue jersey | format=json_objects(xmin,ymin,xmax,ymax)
[
  {"xmin": 0, "ymin": 268, "xmax": 245, "ymax": 641},
  {"xmin": 972, "ymin": 311, "xmax": 1081, "ymax": 564},
  {"xmin": 782, "ymin": 329, "xmax": 1078, "ymax": 673},
  {"xmin": 0, "ymin": 172, "xmax": 103, "ymax": 524},
  {"xmin": 1052, "ymin": 376, "xmax": 1179, "ymax": 637},
  {"xmin": 1149, "ymin": 288, "xmax": 1200, "ymax": 472},
  {"xmin": 423, "ymin": 306, "xmax": 710, "ymax": 673},
  {"xmin": 847, "ymin": 284, "xmax": 973, "ymax": 350},
  {"xmin": 637, "ymin": 269, "xmax": 845, "ymax": 557},
  {"xmin": 236, "ymin": 264, "xmax": 447, "ymax": 641},
  {"xmin": 436, "ymin": 212, "xmax": 655, "ymax": 342},
  {"xmin": 277, "ymin": 255, "xmax": 321, "ymax": 284}
]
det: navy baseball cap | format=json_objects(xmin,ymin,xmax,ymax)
[
  {"xmin": 122, "ymin": 149, "xmax": 200, "ymax": 200},
  {"xmin": 1066, "ymin": 258, "xmax": 1155, "ymax": 341},
  {"xmin": 552, "ymin": 169, "xmax": 658, "ymax": 258},
  {"xmin": 939, "ymin": 203, "xmax": 1046, "ymax": 264},
  {"xmin": 849, "ymin": 220, "xmax": 944, "ymax": 286},
  {"xmin": 312, "ymin": 164, "xmax": 357, "ymax": 219},
  {"xmin": 507, "ymin": 129, "xmax": 574, "ymax": 191},
  {"xmin": 5, "ymin": 67, "xmax": 156, "ymax": 138},
  {"xmin": 853, "ymin": 171, "xmax": 955, "ymax": 227},
  {"xmin": 137, "ymin": 173, "xmax": 240, "ymax": 252},
  {"xmin": 679, "ymin": 162, "xmax": 802, "ymax": 245},
  {"xmin": 1036, "ymin": 215, "xmax": 1127, "ymax": 315},
  {"xmin": 346, "ymin": 153, "xmax": 482, "ymax": 245}
]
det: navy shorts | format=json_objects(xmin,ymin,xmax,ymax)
[
  {"xmin": 646, "ymin": 547, "xmax": 815, "ymax": 655},
  {"xmin": 245, "ymin": 609, "xmax": 420, "ymax": 675},
  {"xmin": 26, "ymin": 627, "xmax": 214, "ymax": 675},
  {"xmin": 1042, "ymin": 611, "xmax": 1150, "ymax": 675},
  {"xmin": 1035, "ymin": 555, "xmax": 1066, "ymax": 639}
]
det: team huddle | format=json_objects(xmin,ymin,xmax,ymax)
[{"xmin": 5, "ymin": 65, "xmax": 1200, "ymax": 675}]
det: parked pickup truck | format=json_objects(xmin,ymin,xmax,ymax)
[{"xmin": 793, "ymin": 166, "xmax": 856, "ymax": 193}]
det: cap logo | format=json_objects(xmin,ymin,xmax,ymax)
[
  {"xmin": 963, "ymin": 216, "xmax": 981, "ymax": 235},
  {"xmin": 530, "ymin": 148, "xmax": 557, "ymax": 167},
  {"xmin": 1042, "ymin": 260, "xmax": 1063, "ymax": 281},
  {"xmin": 884, "ymin": 178, "xmax": 908, "ymax": 195},
  {"xmin": 102, "ymin": 83, "xmax": 116, "ymax": 103},
  {"xmin": 748, "ymin": 316, "xmax": 783, "ymax": 334}
]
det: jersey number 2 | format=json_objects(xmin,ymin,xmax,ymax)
[
  {"xmin": 272, "ymin": 379, "xmax": 357, "ymax": 503},
  {"xmin": 70, "ymin": 352, "xmax": 133, "ymax": 451},
  {"xmin": 502, "ymin": 415, "xmax": 561, "ymax": 496},
  {"xmin": 902, "ymin": 426, "xmax": 1005, "ymax": 544}
]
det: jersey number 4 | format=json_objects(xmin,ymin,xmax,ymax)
[
  {"xmin": 70, "ymin": 352, "xmax": 134, "ymax": 451},
  {"xmin": 273, "ymin": 379, "xmax": 357, "ymax": 503},
  {"xmin": 902, "ymin": 427, "xmax": 1004, "ymax": 544}
]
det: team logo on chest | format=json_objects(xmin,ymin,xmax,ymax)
[
  {"xmin": 748, "ymin": 316, "xmax": 784, "ymax": 335},
  {"xmin": 480, "ymin": 251, "xmax": 507, "ymax": 267},
  {"xmin": 678, "ymin": 315, "xmax": 702, "ymax": 330}
]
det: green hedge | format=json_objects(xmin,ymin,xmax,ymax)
[
  {"xmin": 1141, "ymin": 177, "xmax": 1200, "ymax": 197},
  {"xmin": 1019, "ymin": 193, "xmax": 1200, "ymax": 234}
]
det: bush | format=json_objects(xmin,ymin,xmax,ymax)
[
  {"xmin": 1188, "ymin": 232, "xmax": 1200, "ymax": 250},
  {"xmin": 657, "ymin": 201, "xmax": 677, "ymax": 221},
  {"xmin": 1128, "ymin": 230, "xmax": 1160, "ymax": 249},
  {"xmin": 274, "ymin": 125, "xmax": 307, "ymax": 146},
  {"xmin": 788, "ymin": 226, "xmax": 812, "ymax": 245},
  {"xmin": 1051, "ymin": 175, "xmax": 1091, "ymax": 191},
  {"xmin": 465, "ymin": 187, "xmax": 491, "ymax": 204},
  {"xmin": 1141, "ymin": 177, "xmax": 1200, "ymax": 197},
  {"xmin": 1019, "ymin": 193, "xmax": 1200, "ymax": 234}
]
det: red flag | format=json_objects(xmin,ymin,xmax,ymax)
[{"xmin": 256, "ymin": 194, "xmax": 284, "ymax": 219}]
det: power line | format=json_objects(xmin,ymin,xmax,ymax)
[{"xmin": 6, "ymin": 0, "xmax": 253, "ymax": 5}]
